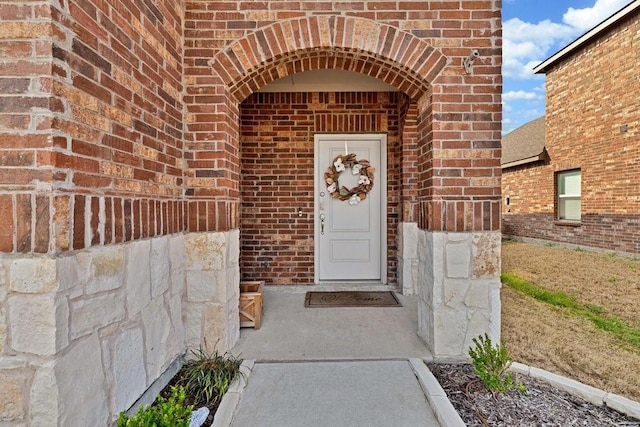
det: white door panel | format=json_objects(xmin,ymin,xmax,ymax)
[{"xmin": 314, "ymin": 134, "xmax": 386, "ymax": 283}]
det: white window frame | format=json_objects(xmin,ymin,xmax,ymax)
[{"xmin": 557, "ymin": 169, "xmax": 581, "ymax": 221}]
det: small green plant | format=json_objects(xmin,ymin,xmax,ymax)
[
  {"xmin": 178, "ymin": 348, "xmax": 243, "ymax": 406},
  {"xmin": 468, "ymin": 333, "xmax": 525, "ymax": 394},
  {"xmin": 116, "ymin": 385, "xmax": 193, "ymax": 427}
]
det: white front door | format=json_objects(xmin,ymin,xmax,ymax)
[{"xmin": 314, "ymin": 134, "xmax": 387, "ymax": 283}]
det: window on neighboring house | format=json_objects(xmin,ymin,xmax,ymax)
[{"xmin": 557, "ymin": 169, "xmax": 581, "ymax": 221}]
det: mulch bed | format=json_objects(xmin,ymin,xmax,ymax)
[
  {"xmin": 158, "ymin": 370, "xmax": 219, "ymax": 426},
  {"xmin": 428, "ymin": 363, "xmax": 640, "ymax": 426}
]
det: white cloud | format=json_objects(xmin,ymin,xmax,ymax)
[
  {"xmin": 503, "ymin": 90, "xmax": 541, "ymax": 101},
  {"xmin": 502, "ymin": 18, "xmax": 574, "ymax": 79},
  {"xmin": 503, "ymin": 1, "xmax": 630, "ymax": 133},
  {"xmin": 563, "ymin": 0, "xmax": 632, "ymax": 32},
  {"xmin": 503, "ymin": 1, "xmax": 630, "ymax": 80}
]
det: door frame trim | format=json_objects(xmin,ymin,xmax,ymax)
[{"xmin": 313, "ymin": 133, "xmax": 388, "ymax": 284}]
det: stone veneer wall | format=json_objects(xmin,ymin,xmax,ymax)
[
  {"xmin": 0, "ymin": 231, "xmax": 238, "ymax": 425},
  {"xmin": 417, "ymin": 231, "xmax": 502, "ymax": 358},
  {"xmin": 184, "ymin": 231, "xmax": 240, "ymax": 353}
]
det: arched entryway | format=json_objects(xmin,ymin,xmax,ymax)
[
  {"xmin": 207, "ymin": 16, "xmax": 446, "ymax": 288},
  {"xmin": 183, "ymin": 14, "xmax": 502, "ymax": 359}
]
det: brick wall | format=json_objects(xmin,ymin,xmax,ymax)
[
  {"xmin": 184, "ymin": 1, "xmax": 503, "ymax": 237},
  {"xmin": 0, "ymin": 2, "xmax": 56, "ymax": 253},
  {"xmin": 0, "ymin": 0, "xmax": 186, "ymax": 254},
  {"xmin": 502, "ymin": 10, "xmax": 640, "ymax": 253},
  {"xmin": 240, "ymin": 92, "xmax": 402, "ymax": 285},
  {"xmin": 1, "ymin": 0, "xmax": 503, "ymax": 257}
]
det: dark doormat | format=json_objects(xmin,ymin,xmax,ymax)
[{"xmin": 304, "ymin": 291, "xmax": 401, "ymax": 308}]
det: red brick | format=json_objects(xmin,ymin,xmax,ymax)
[
  {"xmin": 73, "ymin": 195, "xmax": 85, "ymax": 250},
  {"xmin": 33, "ymin": 195, "xmax": 50, "ymax": 253},
  {"xmin": 0, "ymin": 195, "xmax": 14, "ymax": 252}
]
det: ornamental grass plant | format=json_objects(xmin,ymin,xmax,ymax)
[{"xmin": 176, "ymin": 348, "xmax": 243, "ymax": 408}]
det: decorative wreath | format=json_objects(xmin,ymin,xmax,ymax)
[{"xmin": 324, "ymin": 153, "xmax": 375, "ymax": 206}]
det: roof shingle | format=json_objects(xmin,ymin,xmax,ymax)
[{"xmin": 501, "ymin": 116, "xmax": 546, "ymax": 168}]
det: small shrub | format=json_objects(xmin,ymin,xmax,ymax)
[
  {"xmin": 116, "ymin": 385, "xmax": 193, "ymax": 427},
  {"xmin": 468, "ymin": 333, "xmax": 525, "ymax": 394},
  {"xmin": 178, "ymin": 348, "xmax": 243, "ymax": 406}
]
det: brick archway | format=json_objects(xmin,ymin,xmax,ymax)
[{"xmin": 211, "ymin": 15, "xmax": 448, "ymax": 101}]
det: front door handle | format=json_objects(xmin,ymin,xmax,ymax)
[{"xmin": 320, "ymin": 214, "xmax": 325, "ymax": 235}]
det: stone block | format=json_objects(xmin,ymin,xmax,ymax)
[
  {"xmin": 472, "ymin": 232, "xmax": 501, "ymax": 279},
  {"xmin": 399, "ymin": 222, "xmax": 419, "ymax": 258},
  {"xmin": 417, "ymin": 299, "xmax": 434, "ymax": 348},
  {"xmin": 141, "ymin": 298, "xmax": 172, "ymax": 382},
  {"xmin": 398, "ymin": 226, "xmax": 424, "ymax": 295},
  {"xmin": 55, "ymin": 335, "xmax": 108, "ymax": 426},
  {"xmin": 150, "ymin": 237, "xmax": 170, "ymax": 299},
  {"xmin": 170, "ymin": 264, "xmax": 185, "ymax": 298},
  {"xmin": 168, "ymin": 235, "xmax": 186, "ymax": 297},
  {"xmin": 202, "ymin": 303, "xmax": 228, "ymax": 353},
  {"xmin": 29, "ymin": 363, "xmax": 58, "ymax": 425},
  {"xmin": 0, "ymin": 303, "xmax": 6, "ymax": 355},
  {"xmin": 464, "ymin": 280, "xmax": 490, "ymax": 309},
  {"xmin": 184, "ymin": 303, "xmax": 204, "ymax": 350},
  {"xmin": 185, "ymin": 232, "xmax": 226, "ymax": 271},
  {"xmin": 9, "ymin": 294, "xmax": 69, "ymax": 356},
  {"xmin": 443, "ymin": 279, "xmax": 470, "ymax": 308},
  {"xmin": 113, "ymin": 327, "xmax": 147, "ymax": 411},
  {"xmin": 186, "ymin": 270, "xmax": 218, "ymax": 302},
  {"xmin": 125, "ymin": 241, "xmax": 151, "ymax": 317},
  {"xmin": 489, "ymin": 286, "xmax": 502, "ymax": 336},
  {"xmin": 9, "ymin": 257, "xmax": 57, "ymax": 294},
  {"xmin": 445, "ymin": 237, "xmax": 471, "ymax": 279},
  {"xmin": 168, "ymin": 294, "xmax": 186, "ymax": 358},
  {"xmin": 70, "ymin": 293, "xmax": 126, "ymax": 339},
  {"xmin": 225, "ymin": 300, "xmax": 240, "ymax": 349},
  {"xmin": 226, "ymin": 229, "xmax": 240, "ymax": 265},
  {"xmin": 56, "ymin": 251, "xmax": 92, "ymax": 297},
  {"xmin": 398, "ymin": 258, "xmax": 412, "ymax": 295},
  {"xmin": 220, "ymin": 267, "xmax": 235, "ymax": 305},
  {"xmin": 0, "ymin": 367, "xmax": 31, "ymax": 421},
  {"xmin": 464, "ymin": 310, "xmax": 493, "ymax": 350},
  {"xmin": 87, "ymin": 247, "xmax": 125, "ymax": 294}
]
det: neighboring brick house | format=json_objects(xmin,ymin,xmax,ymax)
[
  {"xmin": 0, "ymin": 1, "xmax": 502, "ymax": 424},
  {"xmin": 501, "ymin": 117, "xmax": 549, "ymax": 216},
  {"xmin": 502, "ymin": 1, "xmax": 640, "ymax": 254}
]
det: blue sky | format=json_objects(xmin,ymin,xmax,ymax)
[{"xmin": 502, "ymin": 0, "xmax": 633, "ymax": 134}]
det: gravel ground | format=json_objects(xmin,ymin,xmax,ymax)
[{"xmin": 429, "ymin": 363, "xmax": 640, "ymax": 426}]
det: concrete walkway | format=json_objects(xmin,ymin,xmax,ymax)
[
  {"xmin": 230, "ymin": 360, "xmax": 439, "ymax": 427},
  {"xmin": 226, "ymin": 286, "xmax": 451, "ymax": 427}
]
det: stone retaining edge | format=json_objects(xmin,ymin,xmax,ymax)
[
  {"xmin": 409, "ymin": 358, "xmax": 466, "ymax": 427},
  {"xmin": 211, "ymin": 359, "xmax": 255, "ymax": 427},
  {"xmin": 510, "ymin": 362, "xmax": 640, "ymax": 420}
]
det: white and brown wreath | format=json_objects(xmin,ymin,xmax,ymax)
[{"xmin": 324, "ymin": 153, "xmax": 375, "ymax": 206}]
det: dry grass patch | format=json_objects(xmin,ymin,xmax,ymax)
[
  {"xmin": 502, "ymin": 240, "xmax": 640, "ymax": 326},
  {"xmin": 501, "ymin": 240, "xmax": 640, "ymax": 402}
]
